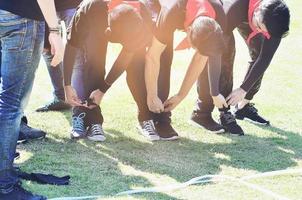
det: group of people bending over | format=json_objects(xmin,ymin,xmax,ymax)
[
  {"xmin": 0, "ymin": 0, "xmax": 290, "ymax": 199},
  {"xmin": 63, "ymin": 0, "xmax": 290, "ymax": 142}
]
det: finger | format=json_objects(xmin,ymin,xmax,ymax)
[
  {"xmin": 164, "ymin": 105, "xmax": 173, "ymax": 112},
  {"xmin": 51, "ymin": 55, "xmax": 60, "ymax": 67},
  {"xmin": 223, "ymin": 101, "xmax": 228, "ymax": 108},
  {"xmin": 226, "ymin": 94, "xmax": 233, "ymax": 102}
]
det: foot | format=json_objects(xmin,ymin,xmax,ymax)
[
  {"xmin": 71, "ymin": 112, "xmax": 87, "ymax": 139},
  {"xmin": 0, "ymin": 182, "xmax": 46, "ymax": 200},
  {"xmin": 235, "ymin": 103, "xmax": 270, "ymax": 125},
  {"xmin": 36, "ymin": 98, "xmax": 70, "ymax": 112},
  {"xmin": 14, "ymin": 152, "xmax": 20, "ymax": 160},
  {"xmin": 18, "ymin": 118, "xmax": 46, "ymax": 142},
  {"xmin": 190, "ymin": 112, "xmax": 225, "ymax": 134},
  {"xmin": 154, "ymin": 121, "xmax": 179, "ymax": 141},
  {"xmin": 87, "ymin": 124, "xmax": 106, "ymax": 142},
  {"xmin": 219, "ymin": 111, "xmax": 244, "ymax": 136},
  {"xmin": 137, "ymin": 120, "xmax": 160, "ymax": 141}
]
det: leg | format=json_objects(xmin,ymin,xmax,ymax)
[
  {"xmin": 0, "ymin": 10, "xmax": 44, "ymax": 193},
  {"xmin": 126, "ymin": 49, "xmax": 159, "ymax": 141},
  {"xmin": 152, "ymin": 39, "xmax": 178, "ymax": 140}
]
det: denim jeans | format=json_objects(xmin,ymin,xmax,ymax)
[
  {"xmin": 43, "ymin": 8, "xmax": 83, "ymax": 100},
  {"xmin": 0, "ymin": 9, "xmax": 45, "ymax": 193}
]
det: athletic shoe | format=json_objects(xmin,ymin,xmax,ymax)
[
  {"xmin": 190, "ymin": 112, "xmax": 225, "ymax": 134},
  {"xmin": 0, "ymin": 182, "xmax": 46, "ymax": 200},
  {"xmin": 137, "ymin": 120, "xmax": 160, "ymax": 141},
  {"xmin": 154, "ymin": 121, "xmax": 179, "ymax": 141},
  {"xmin": 36, "ymin": 98, "xmax": 70, "ymax": 112},
  {"xmin": 87, "ymin": 124, "xmax": 106, "ymax": 142},
  {"xmin": 71, "ymin": 112, "xmax": 87, "ymax": 139},
  {"xmin": 219, "ymin": 111, "xmax": 244, "ymax": 136},
  {"xmin": 235, "ymin": 103, "xmax": 270, "ymax": 125},
  {"xmin": 14, "ymin": 152, "xmax": 20, "ymax": 160},
  {"xmin": 18, "ymin": 117, "xmax": 46, "ymax": 143}
]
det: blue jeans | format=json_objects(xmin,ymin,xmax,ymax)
[
  {"xmin": 0, "ymin": 10, "xmax": 45, "ymax": 192},
  {"xmin": 43, "ymin": 8, "xmax": 84, "ymax": 100}
]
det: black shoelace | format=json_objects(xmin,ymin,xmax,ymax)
[
  {"xmin": 222, "ymin": 112, "xmax": 236, "ymax": 124},
  {"xmin": 246, "ymin": 103, "xmax": 258, "ymax": 114}
]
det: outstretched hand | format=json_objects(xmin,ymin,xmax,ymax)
[
  {"xmin": 226, "ymin": 88, "xmax": 247, "ymax": 106},
  {"xmin": 164, "ymin": 94, "xmax": 183, "ymax": 112}
]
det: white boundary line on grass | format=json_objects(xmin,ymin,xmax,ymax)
[{"xmin": 49, "ymin": 168, "xmax": 302, "ymax": 200}]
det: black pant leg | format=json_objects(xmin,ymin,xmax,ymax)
[
  {"xmin": 126, "ymin": 49, "xmax": 153, "ymax": 122},
  {"xmin": 194, "ymin": 33, "xmax": 236, "ymax": 114},
  {"xmin": 153, "ymin": 39, "xmax": 173, "ymax": 123}
]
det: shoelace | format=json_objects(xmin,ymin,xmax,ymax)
[
  {"xmin": 142, "ymin": 120, "xmax": 157, "ymax": 136},
  {"xmin": 246, "ymin": 103, "xmax": 258, "ymax": 114},
  {"xmin": 222, "ymin": 112, "xmax": 236, "ymax": 124},
  {"xmin": 72, "ymin": 113, "xmax": 86, "ymax": 132},
  {"xmin": 90, "ymin": 124, "xmax": 104, "ymax": 136}
]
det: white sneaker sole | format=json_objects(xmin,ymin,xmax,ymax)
[
  {"xmin": 238, "ymin": 117, "xmax": 270, "ymax": 126},
  {"xmin": 136, "ymin": 125, "xmax": 160, "ymax": 141},
  {"xmin": 189, "ymin": 119, "xmax": 225, "ymax": 134},
  {"xmin": 87, "ymin": 135, "xmax": 106, "ymax": 142},
  {"xmin": 160, "ymin": 135, "xmax": 179, "ymax": 141}
]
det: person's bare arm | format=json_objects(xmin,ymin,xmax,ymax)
[
  {"xmin": 145, "ymin": 36, "xmax": 166, "ymax": 113},
  {"xmin": 164, "ymin": 51, "xmax": 208, "ymax": 111},
  {"xmin": 37, "ymin": 0, "xmax": 64, "ymax": 66}
]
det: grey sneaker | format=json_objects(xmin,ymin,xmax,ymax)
[
  {"xmin": 87, "ymin": 124, "xmax": 106, "ymax": 142},
  {"xmin": 137, "ymin": 120, "xmax": 160, "ymax": 141},
  {"xmin": 71, "ymin": 112, "xmax": 87, "ymax": 139}
]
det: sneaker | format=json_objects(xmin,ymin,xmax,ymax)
[
  {"xmin": 190, "ymin": 112, "xmax": 225, "ymax": 134},
  {"xmin": 18, "ymin": 118, "xmax": 46, "ymax": 143},
  {"xmin": 137, "ymin": 120, "xmax": 160, "ymax": 141},
  {"xmin": 14, "ymin": 152, "xmax": 20, "ymax": 160},
  {"xmin": 87, "ymin": 124, "xmax": 106, "ymax": 142},
  {"xmin": 235, "ymin": 103, "xmax": 270, "ymax": 125},
  {"xmin": 219, "ymin": 111, "xmax": 244, "ymax": 136},
  {"xmin": 36, "ymin": 98, "xmax": 70, "ymax": 112},
  {"xmin": 71, "ymin": 112, "xmax": 87, "ymax": 139},
  {"xmin": 154, "ymin": 121, "xmax": 179, "ymax": 141},
  {"xmin": 0, "ymin": 182, "xmax": 46, "ymax": 200}
]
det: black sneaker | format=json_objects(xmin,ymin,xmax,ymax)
[
  {"xmin": 219, "ymin": 112, "xmax": 244, "ymax": 136},
  {"xmin": 71, "ymin": 112, "xmax": 87, "ymax": 139},
  {"xmin": 137, "ymin": 120, "xmax": 160, "ymax": 141},
  {"xmin": 0, "ymin": 182, "xmax": 46, "ymax": 200},
  {"xmin": 36, "ymin": 98, "xmax": 70, "ymax": 112},
  {"xmin": 190, "ymin": 112, "xmax": 225, "ymax": 134},
  {"xmin": 87, "ymin": 124, "xmax": 106, "ymax": 142},
  {"xmin": 235, "ymin": 103, "xmax": 270, "ymax": 125},
  {"xmin": 18, "ymin": 118, "xmax": 46, "ymax": 143},
  {"xmin": 154, "ymin": 122, "xmax": 179, "ymax": 141}
]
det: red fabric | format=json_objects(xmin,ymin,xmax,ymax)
[
  {"xmin": 247, "ymin": 0, "xmax": 271, "ymax": 44},
  {"xmin": 175, "ymin": 0, "xmax": 216, "ymax": 51},
  {"xmin": 108, "ymin": 0, "xmax": 141, "ymax": 12}
]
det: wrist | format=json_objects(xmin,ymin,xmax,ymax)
[
  {"xmin": 177, "ymin": 91, "xmax": 187, "ymax": 99},
  {"xmin": 49, "ymin": 24, "xmax": 62, "ymax": 35}
]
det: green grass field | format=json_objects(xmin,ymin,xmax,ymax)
[{"xmin": 16, "ymin": 1, "xmax": 302, "ymax": 199}]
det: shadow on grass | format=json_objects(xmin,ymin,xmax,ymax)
[{"xmin": 17, "ymin": 122, "xmax": 301, "ymax": 199}]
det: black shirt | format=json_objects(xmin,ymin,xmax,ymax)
[
  {"xmin": 55, "ymin": 0, "xmax": 82, "ymax": 11},
  {"xmin": 0, "ymin": 0, "xmax": 43, "ymax": 21},
  {"xmin": 224, "ymin": 0, "xmax": 281, "ymax": 92}
]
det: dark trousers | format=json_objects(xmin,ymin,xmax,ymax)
[
  {"xmin": 195, "ymin": 24, "xmax": 264, "ymax": 114},
  {"xmin": 127, "ymin": 39, "xmax": 173, "ymax": 123},
  {"xmin": 73, "ymin": 40, "xmax": 174, "ymax": 124}
]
